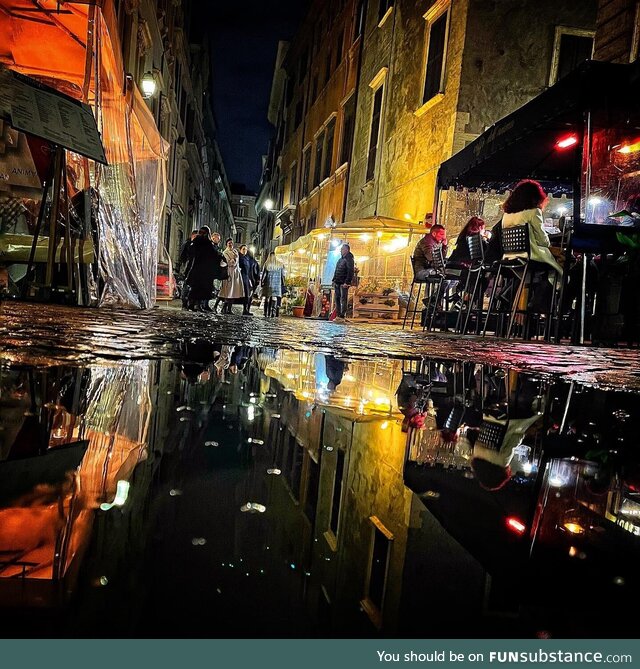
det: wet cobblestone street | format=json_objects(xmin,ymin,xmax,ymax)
[{"xmin": 1, "ymin": 302, "xmax": 639, "ymax": 391}]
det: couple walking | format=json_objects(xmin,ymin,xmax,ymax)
[{"xmin": 181, "ymin": 227, "xmax": 259, "ymax": 314}]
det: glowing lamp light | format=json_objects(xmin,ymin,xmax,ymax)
[
  {"xmin": 317, "ymin": 233, "xmax": 326, "ymax": 241},
  {"xmin": 404, "ymin": 213, "xmax": 412, "ymax": 220},
  {"xmin": 617, "ymin": 140, "xmax": 640, "ymax": 154},
  {"xmin": 549, "ymin": 475, "xmax": 566, "ymax": 488},
  {"xmin": 556, "ymin": 134, "xmax": 578, "ymax": 150},
  {"xmin": 380, "ymin": 421, "xmax": 389, "ymax": 430},
  {"xmin": 506, "ymin": 517, "xmax": 526, "ymax": 535},
  {"xmin": 331, "ymin": 239, "xmax": 341, "ymax": 248},
  {"xmin": 266, "ymin": 468, "xmax": 282, "ymax": 475},
  {"xmin": 563, "ymin": 522, "xmax": 585, "ymax": 535},
  {"xmin": 100, "ymin": 480, "xmax": 130, "ymax": 511},
  {"xmin": 249, "ymin": 245, "xmax": 256, "ymax": 254},
  {"xmin": 588, "ymin": 196, "xmax": 603, "ymax": 207},
  {"xmin": 264, "ymin": 198, "xmax": 275, "ymax": 211},
  {"xmin": 360, "ymin": 233, "xmax": 372, "ymax": 242},
  {"xmin": 141, "ymin": 71, "xmax": 157, "ymax": 98},
  {"xmin": 376, "ymin": 231, "xmax": 383, "ymax": 238}
]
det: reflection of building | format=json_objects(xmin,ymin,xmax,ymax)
[
  {"xmin": 231, "ymin": 187, "xmax": 258, "ymax": 247},
  {"xmin": 345, "ymin": 0, "xmax": 597, "ymax": 234}
]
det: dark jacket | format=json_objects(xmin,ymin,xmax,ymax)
[
  {"xmin": 248, "ymin": 255, "xmax": 261, "ymax": 289},
  {"xmin": 332, "ymin": 251, "xmax": 355, "ymax": 285},
  {"xmin": 413, "ymin": 233, "xmax": 447, "ymax": 275},
  {"xmin": 449, "ymin": 232, "xmax": 487, "ymax": 266},
  {"xmin": 179, "ymin": 239, "xmax": 194, "ymax": 274},
  {"xmin": 185, "ymin": 236, "xmax": 223, "ymax": 300}
]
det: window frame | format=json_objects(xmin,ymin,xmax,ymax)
[
  {"xmin": 339, "ymin": 92, "xmax": 356, "ymax": 167},
  {"xmin": 361, "ymin": 516, "xmax": 393, "ymax": 629},
  {"xmin": 418, "ymin": 1, "xmax": 450, "ymax": 112},
  {"xmin": 289, "ymin": 161, "xmax": 298, "ymax": 205},
  {"xmin": 313, "ymin": 128, "xmax": 326, "ymax": 189},
  {"xmin": 301, "ymin": 144, "xmax": 312, "ymax": 198},
  {"xmin": 548, "ymin": 26, "xmax": 595, "ymax": 86},
  {"xmin": 365, "ymin": 68, "xmax": 388, "ymax": 183}
]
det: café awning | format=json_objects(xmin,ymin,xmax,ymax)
[{"xmin": 437, "ymin": 60, "xmax": 640, "ymax": 189}]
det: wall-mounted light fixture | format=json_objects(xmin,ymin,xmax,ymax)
[{"xmin": 141, "ymin": 71, "xmax": 157, "ymax": 98}]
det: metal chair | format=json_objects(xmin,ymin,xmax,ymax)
[
  {"xmin": 423, "ymin": 245, "xmax": 463, "ymax": 332},
  {"xmin": 402, "ymin": 255, "xmax": 444, "ymax": 330},
  {"xmin": 482, "ymin": 224, "xmax": 530, "ymax": 338},
  {"xmin": 475, "ymin": 418, "xmax": 508, "ymax": 452},
  {"xmin": 455, "ymin": 233, "xmax": 487, "ymax": 334}
]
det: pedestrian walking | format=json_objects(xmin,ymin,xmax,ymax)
[
  {"xmin": 332, "ymin": 243, "xmax": 355, "ymax": 322},
  {"xmin": 219, "ymin": 238, "xmax": 245, "ymax": 313},
  {"xmin": 238, "ymin": 244, "xmax": 254, "ymax": 315},
  {"xmin": 178, "ymin": 230, "xmax": 198, "ymax": 309},
  {"xmin": 185, "ymin": 226, "xmax": 222, "ymax": 311},
  {"xmin": 261, "ymin": 252, "xmax": 285, "ymax": 317}
]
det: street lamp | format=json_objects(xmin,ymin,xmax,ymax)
[
  {"xmin": 141, "ymin": 71, "xmax": 157, "ymax": 98},
  {"xmin": 264, "ymin": 198, "xmax": 275, "ymax": 211}
]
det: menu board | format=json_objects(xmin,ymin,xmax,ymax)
[{"xmin": 0, "ymin": 66, "xmax": 107, "ymax": 164}]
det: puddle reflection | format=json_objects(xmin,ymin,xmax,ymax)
[{"xmin": 0, "ymin": 345, "xmax": 639, "ymax": 637}]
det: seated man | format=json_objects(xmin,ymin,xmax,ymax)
[{"xmin": 413, "ymin": 224, "xmax": 447, "ymax": 280}]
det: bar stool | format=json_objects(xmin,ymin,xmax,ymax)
[
  {"xmin": 402, "ymin": 256, "xmax": 445, "ymax": 330},
  {"xmin": 482, "ymin": 225, "xmax": 530, "ymax": 338},
  {"xmin": 455, "ymin": 233, "xmax": 488, "ymax": 335},
  {"xmin": 424, "ymin": 246, "xmax": 462, "ymax": 332}
]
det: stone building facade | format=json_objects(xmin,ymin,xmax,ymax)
[
  {"xmin": 230, "ymin": 189, "xmax": 258, "ymax": 246},
  {"xmin": 114, "ymin": 0, "xmax": 234, "ymax": 264},
  {"xmin": 345, "ymin": 0, "xmax": 597, "ymax": 232},
  {"xmin": 260, "ymin": 0, "xmax": 365, "ymax": 249},
  {"xmin": 594, "ymin": 0, "xmax": 640, "ymax": 62}
]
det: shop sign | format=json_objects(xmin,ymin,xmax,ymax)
[
  {"xmin": 0, "ymin": 66, "xmax": 107, "ymax": 164},
  {"xmin": 616, "ymin": 517, "xmax": 640, "ymax": 537}
]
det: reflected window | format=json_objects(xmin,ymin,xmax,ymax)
[
  {"xmin": 330, "ymin": 448, "xmax": 345, "ymax": 535},
  {"xmin": 362, "ymin": 517, "xmax": 393, "ymax": 626}
]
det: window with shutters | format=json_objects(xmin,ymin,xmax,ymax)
[{"xmin": 366, "ymin": 84, "xmax": 384, "ymax": 182}]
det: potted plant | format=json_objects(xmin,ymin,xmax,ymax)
[{"xmin": 291, "ymin": 294, "xmax": 306, "ymax": 318}]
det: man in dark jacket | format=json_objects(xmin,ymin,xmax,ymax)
[
  {"xmin": 413, "ymin": 224, "xmax": 447, "ymax": 279},
  {"xmin": 332, "ymin": 243, "xmax": 355, "ymax": 321},
  {"xmin": 178, "ymin": 230, "xmax": 198, "ymax": 309}
]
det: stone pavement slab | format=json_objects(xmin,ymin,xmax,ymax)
[{"xmin": 0, "ymin": 302, "xmax": 638, "ymax": 392}]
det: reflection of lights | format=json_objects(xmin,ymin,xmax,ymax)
[
  {"xmin": 205, "ymin": 441, "xmax": 220, "ymax": 448},
  {"xmin": 506, "ymin": 517, "xmax": 526, "ymax": 534},
  {"xmin": 380, "ymin": 421, "xmax": 389, "ymax": 430},
  {"xmin": 376, "ymin": 231, "xmax": 383, "ymax": 238},
  {"xmin": 169, "ymin": 489, "xmax": 183, "ymax": 496},
  {"xmin": 613, "ymin": 576, "xmax": 625, "ymax": 586},
  {"xmin": 248, "ymin": 438, "xmax": 264, "ymax": 445},
  {"xmin": 555, "ymin": 134, "xmax": 578, "ymax": 149},
  {"xmin": 100, "ymin": 480, "xmax": 130, "ymax": 511},
  {"xmin": 247, "ymin": 405, "xmax": 255, "ymax": 422},
  {"xmin": 374, "ymin": 397, "xmax": 390, "ymax": 405},
  {"xmin": 568, "ymin": 546, "xmax": 587, "ymax": 560},
  {"xmin": 549, "ymin": 475, "xmax": 566, "ymax": 488},
  {"xmin": 563, "ymin": 522, "xmax": 585, "ymax": 535},
  {"xmin": 286, "ymin": 373, "xmax": 295, "ymax": 379},
  {"xmin": 404, "ymin": 213, "xmax": 412, "ymax": 220},
  {"xmin": 191, "ymin": 537, "xmax": 207, "ymax": 546},
  {"xmin": 588, "ymin": 196, "xmax": 603, "ymax": 207},
  {"xmin": 617, "ymin": 140, "xmax": 640, "ymax": 154},
  {"xmin": 267, "ymin": 468, "xmax": 282, "ymax": 475},
  {"xmin": 240, "ymin": 502, "xmax": 266, "ymax": 513},
  {"xmin": 99, "ymin": 576, "xmax": 109, "ymax": 586},
  {"xmin": 52, "ymin": 427, "xmax": 66, "ymax": 439},
  {"xmin": 331, "ymin": 239, "xmax": 341, "ymax": 248},
  {"xmin": 141, "ymin": 71, "xmax": 157, "ymax": 98},
  {"xmin": 523, "ymin": 462, "xmax": 533, "ymax": 475},
  {"xmin": 557, "ymin": 206, "xmax": 568, "ymax": 216},
  {"xmin": 298, "ymin": 249, "xmax": 306, "ymax": 255},
  {"xmin": 265, "ymin": 198, "xmax": 275, "ymax": 211},
  {"xmin": 317, "ymin": 233, "xmax": 326, "ymax": 241},
  {"xmin": 249, "ymin": 397, "xmax": 257, "ymax": 404},
  {"xmin": 359, "ymin": 233, "xmax": 372, "ymax": 242},
  {"xmin": 356, "ymin": 256, "xmax": 370, "ymax": 263}
]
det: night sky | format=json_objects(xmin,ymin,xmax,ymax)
[{"xmin": 204, "ymin": 0, "xmax": 310, "ymax": 193}]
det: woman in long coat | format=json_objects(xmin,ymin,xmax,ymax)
[
  {"xmin": 219, "ymin": 238, "xmax": 245, "ymax": 313},
  {"xmin": 185, "ymin": 227, "xmax": 221, "ymax": 310}
]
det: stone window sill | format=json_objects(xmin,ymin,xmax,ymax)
[
  {"xmin": 378, "ymin": 6, "xmax": 393, "ymax": 28},
  {"xmin": 414, "ymin": 92, "xmax": 445, "ymax": 118}
]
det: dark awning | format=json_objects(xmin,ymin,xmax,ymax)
[{"xmin": 437, "ymin": 60, "xmax": 640, "ymax": 189}]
